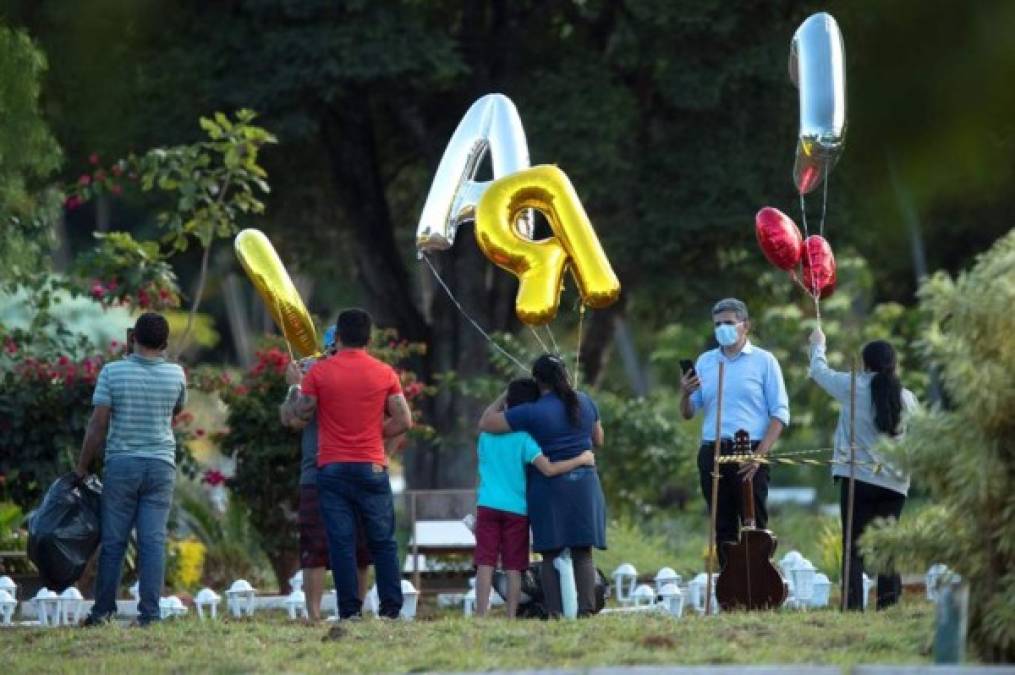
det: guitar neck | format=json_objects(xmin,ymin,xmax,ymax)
[{"xmin": 741, "ymin": 479, "xmax": 756, "ymax": 527}]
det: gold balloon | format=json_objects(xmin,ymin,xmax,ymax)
[
  {"xmin": 234, "ymin": 228, "xmax": 320, "ymax": 357},
  {"xmin": 475, "ymin": 165, "xmax": 621, "ymax": 325}
]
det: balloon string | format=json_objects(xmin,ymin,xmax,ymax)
[
  {"xmin": 528, "ymin": 325, "xmax": 550, "ymax": 354},
  {"xmin": 818, "ymin": 157, "xmax": 830, "ymax": 239},
  {"xmin": 545, "ymin": 324, "xmax": 562, "ymax": 357},
  {"xmin": 798, "ymin": 191, "xmax": 822, "ymax": 325},
  {"xmin": 574, "ymin": 304, "xmax": 586, "ymax": 389},
  {"xmin": 271, "ymin": 292, "xmax": 296, "ymax": 363},
  {"xmin": 420, "ymin": 253, "xmax": 527, "ymax": 373}
]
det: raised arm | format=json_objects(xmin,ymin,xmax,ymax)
[
  {"xmin": 808, "ymin": 328, "xmax": 851, "ymax": 401},
  {"xmin": 281, "ymin": 363, "xmax": 316, "ymax": 428},
  {"xmin": 478, "ymin": 391, "xmax": 512, "ymax": 434},
  {"xmin": 532, "ymin": 450, "xmax": 596, "ymax": 477}
]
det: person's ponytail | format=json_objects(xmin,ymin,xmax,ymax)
[
  {"xmin": 863, "ymin": 341, "xmax": 903, "ymax": 435},
  {"xmin": 532, "ymin": 354, "xmax": 581, "ymax": 427}
]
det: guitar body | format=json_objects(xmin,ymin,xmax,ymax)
[
  {"xmin": 714, "ymin": 429, "xmax": 788, "ymax": 612},
  {"xmin": 717, "ymin": 528, "xmax": 787, "ymax": 611}
]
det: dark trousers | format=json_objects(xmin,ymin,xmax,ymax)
[
  {"xmin": 839, "ymin": 478, "xmax": 905, "ymax": 611},
  {"xmin": 317, "ymin": 462, "xmax": 403, "ymax": 619},
  {"xmin": 540, "ymin": 546, "xmax": 597, "ymax": 618},
  {"xmin": 697, "ymin": 443, "xmax": 769, "ymax": 569}
]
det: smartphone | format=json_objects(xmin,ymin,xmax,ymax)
[{"xmin": 679, "ymin": 359, "xmax": 696, "ymax": 378}]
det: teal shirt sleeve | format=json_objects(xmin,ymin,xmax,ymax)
[
  {"xmin": 522, "ymin": 433, "xmax": 542, "ymax": 464},
  {"xmin": 92, "ymin": 366, "xmax": 112, "ymax": 407}
]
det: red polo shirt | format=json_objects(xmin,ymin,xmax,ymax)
[{"xmin": 301, "ymin": 349, "xmax": 402, "ymax": 467}]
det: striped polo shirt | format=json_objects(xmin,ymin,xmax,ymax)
[{"xmin": 92, "ymin": 353, "xmax": 187, "ymax": 466}]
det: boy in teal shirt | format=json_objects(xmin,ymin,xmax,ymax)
[{"xmin": 474, "ymin": 378, "xmax": 594, "ymax": 618}]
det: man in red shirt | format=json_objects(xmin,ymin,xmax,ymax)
[{"xmin": 287, "ymin": 308, "xmax": 412, "ymax": 619}]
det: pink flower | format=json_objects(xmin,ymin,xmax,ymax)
[
  {"xmin": 202, "ymin": 469, "xmax": 226, "ymax": 487},
  {"xmin": 3, "ymin": 338, "xmax": 16, "ymax": 355},
  {"xmin": 78, "ymin": 174, "xmax": 91, "ymax": 186},
  {"xmin": 90, "ymin": 282, "xmax": 105, "ymax": 299},
  {"xmin": 110, "ymin": 183, "xmax": 123, "ymax": 196},
  {"xmin": 106, "ymin": 279, "xmax": 118, "ymax": 292},
  {"xmin": 64, "ymin": 195, "xmax": 82, "ymax": 211},
  {"xmin": 89, "ymin": 153, "xmax": 100, "ymax": 165},
  {"xmin": 195, "ymin": 428, "xmax": 206, "ymax": 438},
  {"xmin": 137, "ymin": 289, "xmax": 150, "ymax": 309}
]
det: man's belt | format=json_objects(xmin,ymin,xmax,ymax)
[{"xmin": 700, "ymin": 439, "xmax": 761, "ymax": 455}]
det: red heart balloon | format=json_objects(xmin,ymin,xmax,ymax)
[
  {"xmin": 800, "ymin": 235, "xmax": 836, "ymax": 296},
  {"xmin": 755, "ymin": 207, "xmax": 803, "ymax": 271}
]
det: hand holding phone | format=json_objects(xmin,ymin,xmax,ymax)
[
  {"xmin": 679, "ymin": 359, "xmax": 695, "ymax": 377},
  {"xmin": 679, "ymin": 358, "xmax": 700, "ymax": 397}
]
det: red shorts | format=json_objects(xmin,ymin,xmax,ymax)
[
  {"xmin": 298, "ymin": 485, "xmax": 371, "ymax": 569},
  {"xmin": 473, "ymin": 506, "xmax": 530, "ymax": 572}
]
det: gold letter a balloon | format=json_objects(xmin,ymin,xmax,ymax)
[
  {"xmin": 234, "ymin": 228, "xmax": 319, "ymax": 357},
  {"xmin": 475, "ymin": 165, "xmax": 620, "ymax": 325}
]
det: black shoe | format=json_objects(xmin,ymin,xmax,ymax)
[{"xmin": 82, "ymin": 613, "xmax": 114, "ymax": 627}]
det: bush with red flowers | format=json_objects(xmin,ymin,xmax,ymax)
[{"xmin": 0, "ymin": 331, "xmax": 196, "ymax": 510}]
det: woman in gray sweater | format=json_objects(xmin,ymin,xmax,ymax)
[{"xmin": 809, "ymin": 327, "xmax": 919, "ymax": 610}]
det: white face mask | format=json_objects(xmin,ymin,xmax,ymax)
[{"xmin": 714, "ymin": 323, "xmax": 740, "ymax": 347}]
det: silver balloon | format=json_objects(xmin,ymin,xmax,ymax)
[
  {"xmin": 416, "ymin": 94, "xmax": 532, "ymax": 252},
  {"xmin": 789, "ymin": 12, "xmax": 847, "ymax": 194}
]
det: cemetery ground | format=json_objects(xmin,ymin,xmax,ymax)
[{"xmin": 1, "ymin": 601, "xmax": 935, "ymax": 673}]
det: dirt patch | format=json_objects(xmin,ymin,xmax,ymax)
[
  {"xmin": 640, "ymin": 634, "xmax": 677, "ymax": 649},
  {"xmin": 322, "ymin": 625, "xmax": 347, "ymax": 642}
]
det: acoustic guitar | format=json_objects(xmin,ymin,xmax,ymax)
[{"xmin": 716, "ymin": 429, "xmax": 788, "ymax": 611}]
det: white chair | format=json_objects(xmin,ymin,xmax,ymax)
[
  {"xmin": 400, "ymin": 580, "xmax": 419, "ymax": 621},
  {"xmin": 688, "ymin": 572, "xmax": 720, "ymax": 614},
  {"xmin": 289, "ymin": 570, "xmax": 304, "ymax": 593},
  {"xmin": 611, "ymin": 563, "xmax": 638, "ymax": 606},
  {"xmin": 363, "ymin": 584, "xmax": 380, "ymax": 615},
  {"xmin": 631, "ymin": 584, "xmax": 655, "ymax": 607},
  {"xmin": 285, "ymin": 589, "xmax": 308, "ymax": 620},
  {"xmin": 789, "ymin": 559, "xmax": 817, "ymax": 609},
  {"xmin": 195, "ymin": 588, "xmax": 221, "ymax": 620},
  {"xmin": 654, "ymin": 567, "xmax": 681, "ymax": 595},
  {"xmin": 159, "ymin": 595, "xmax": 187, "ymax": 620},
  {"xmin": 58, "ymin": 587, "xmax": 85, "ymax": 625},
  {"xmin": 0, "ymin": 589, "xmax": 17, "ymax": 625},
  {"xmin": 658, "ymin": 583, "xmax": 684, "ymax": 618},
  {"xmin": 779, "ymin": 550, "xmax": 804, "ymax": 580},
  {"xmin": 32, "ymin": 588, "xmax": 60, "ymax": 627},
  {"xmin": 0, "ymin": 576, "xmax": 17, "ymax": 601},
  {"xmin": 462, "ymin": 587, "xmax": 476, "ymax": 617},
  {"xmin": 226, "ymin": 580, "xmax": 256, "ymax": 618},
  {"xmin": 810, "ymin": 573, "xmax": 832, "ymax": 608}
]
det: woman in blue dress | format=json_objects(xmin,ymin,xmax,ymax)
[{"xmin": 479, "ymin": 354, "xmax": 607, "ymax": 617}]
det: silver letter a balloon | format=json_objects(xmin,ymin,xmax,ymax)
[
  {"xmin": 789, "ymin": 12, "xmax": 847, "ymax": 195},
  {"xmin": 416, "ymin": 94, "xmax": 531, "ymax": 252}
]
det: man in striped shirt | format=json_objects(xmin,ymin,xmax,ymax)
[{"xmin": 76, "ymin": 312, "xmax": 187, "ymax": 626}]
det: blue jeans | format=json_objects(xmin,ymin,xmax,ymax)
[
  {"xmin": 89, "ymin": 456, "xmax": 176, "ymax": 624},
  {"xmin": 317, "ymin": 462, "xmax": 402, "ymax": 618}
]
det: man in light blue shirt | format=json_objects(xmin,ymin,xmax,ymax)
[
  {"xmin": 75, "ymin": 313, "xmax": 186, "ymax": 626},
  {"xmin": 679, "ymin": 298, "xmax": 789, "ymax": 566}
]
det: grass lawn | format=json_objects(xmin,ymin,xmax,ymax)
[{"xmin": 1, "ymin": 602, "xmax": 934, "ymax": 673}]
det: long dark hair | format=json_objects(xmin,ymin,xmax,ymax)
[
  {"xmin": 532, "ymin": 354, "xmax": 581, "ymax": 427},
  {"xmin": 862, "ymin": 341, "xmax": 903, "ymax": 435}
]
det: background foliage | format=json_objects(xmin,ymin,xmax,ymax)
[{"xmin": 862, "ymin": 230, "xmax": 1015, "ymax": 662}]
